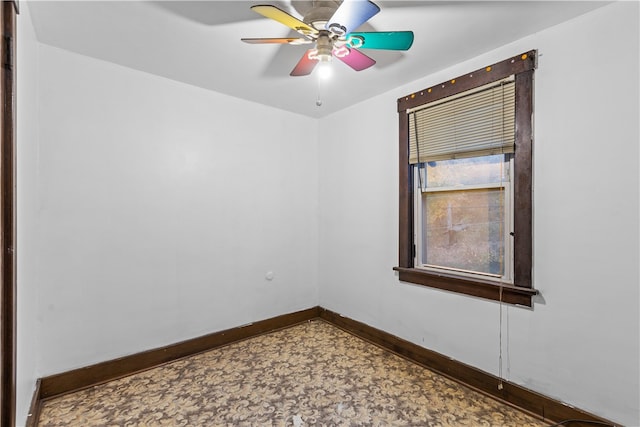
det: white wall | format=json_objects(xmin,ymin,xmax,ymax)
[
  {"xmin": 318, "ymin": 2, "xmax": 639, "ymax": 426},
  {"xmin": 36, "ymin": 44, "xmax": 320, "ymax": 373},
  {"xmin": 16, "ymin": 32, "xmax": 319, "ymax": 425},
  {"xmin": 17, "ymin": 2, "xmax": 40, "ymax": 426}
]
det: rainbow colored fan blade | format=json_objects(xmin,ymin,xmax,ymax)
[
  {"xmin": 346, "ymin": 31, "xmax": 414, "ymax": 50},
  {"xmin": 290, "ymin": 50, "xmax": 318, "ymax": 76},
  {"xmin": 326, "ymin": 0, "xmax": 380, "ymax": 35},
  {"xmin": 336, "ymin": 48, "xmax": 376, "ymax": 71},
  {"xmin": 250, "ymin": 5, "xmax": 317, "ymax": 36}
]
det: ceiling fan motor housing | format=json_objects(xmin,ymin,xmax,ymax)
[
  {"xmin": 315, "ymin": 31, "xmax": 334, "ymax": 62},
  {"xmin": 304, "ymin": 0, "xmax": 341, "ymax": 30}
]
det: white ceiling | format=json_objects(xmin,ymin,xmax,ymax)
[{"xmin": 27, "ymin": 1, "xmax": 609, "ymax": 118}]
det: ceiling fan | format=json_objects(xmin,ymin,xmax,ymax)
[{"xmin": 241, "ymin": 0, "xmax": 414, "ymax": 76}]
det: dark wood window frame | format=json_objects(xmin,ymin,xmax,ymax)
[
  {"xmin": 1, "ymin": 1, "xmax": 17, "ymax": 426},
  {"xmin": 395, "ymin": 51, "xmax": 537, "ymax": 307}
]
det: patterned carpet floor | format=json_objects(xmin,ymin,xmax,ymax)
[{"xmin": 38, "ymin": 320, "xmax": 546, "ymax": 426}]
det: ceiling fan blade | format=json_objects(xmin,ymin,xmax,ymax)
[
  {"xmin": 336, "ymin": 48, "xmax": 376, "ymax": 71},
  {"xmin": 346, "ymin": 31, "xmax": 414, "ymax": 50},
  {"xmin": 290, "ymin": 50, "xmax": 318, "ymax": 76},
  {"xmin": 242, "ymin": 37, "xmax": 312, "ymax": 45},
  {"xmin": 250, "ymin": 5, "xmax": 317, "ymax": 36},
  {"xmin": 326, "ymin": 0, "xmax": 380, "ymax": 36}
]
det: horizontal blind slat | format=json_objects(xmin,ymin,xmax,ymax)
[{"xmin": 408, "ymin": 79, "xmax": 515, "ymax": 164}]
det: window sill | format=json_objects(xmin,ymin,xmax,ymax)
[{"xmin": 393, "ymin": 267, "xmax": 537, "ymax": 307}]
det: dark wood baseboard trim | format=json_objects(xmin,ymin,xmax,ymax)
[
  {"xmin": 319, "ymin": 307, "xmax": 618, "ymax": 427},
  {"xmin": 39, "ymin": 306, "xmax": 319, "ymax": 402},
  {"xmin": 25, "ymin": 379, "xmax": 41, "ymax": 427},
  {"xmin": 27, "ymin": 305, "xmax": 618, "ymax": 427}
]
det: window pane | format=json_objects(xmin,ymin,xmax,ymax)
[
  {"xmin": 425, "ymin": 154, "xmax": 510, "ymax": 188},
  {"xmin": 422, "ymin": 188, "xmax": 504, "ymax": 275}
]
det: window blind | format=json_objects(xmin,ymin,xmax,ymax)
[{"xmin": 408, "ymin": 77, "xmax": 515, "ymax": 164}]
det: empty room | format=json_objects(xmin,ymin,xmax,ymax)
[{"xmin": 3, "ymin": 0, "xmax": 639, "ymax": 426}]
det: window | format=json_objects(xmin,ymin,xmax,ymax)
[
  {"xmin": 416, "ymin": 154, "xmax": 513, "ymax": 282},
  {"xmin": 395, "ymin": 52, "xmax": 537, "ymax": 306}
]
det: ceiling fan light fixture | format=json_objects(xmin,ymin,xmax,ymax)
[
  {"xmin": 318, "ymin": 52, "xmax": 332, "ymax": 63},
  {"xmin": 317, "ymin": 61, "xmax": 333, "ymax": 80}
]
